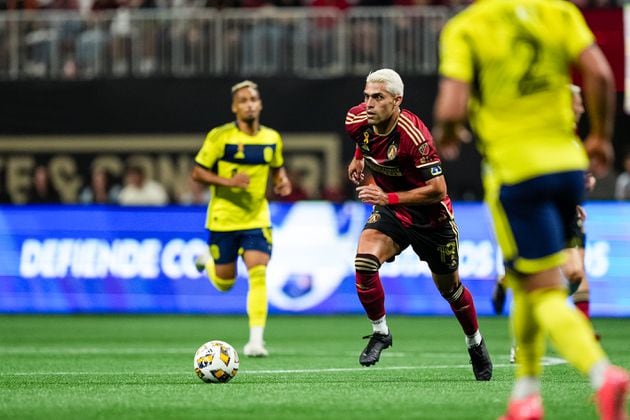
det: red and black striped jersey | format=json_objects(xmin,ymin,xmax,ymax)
[{"xmin": 345, "ymin": 102, "xmax": 454, "ymax": 229}]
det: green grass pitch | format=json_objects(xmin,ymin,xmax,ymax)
[{"xmin": 1, "ymin": 315, "xmax": 628, "ymax": 419}]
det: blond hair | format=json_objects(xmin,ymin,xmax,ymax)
[
  {"xmin": 366, "ymin": 69, "xmax": 404, "ymax": 97},
  {"xmin": 231, "ymin": 80, "xmax": 259, "ymax": 96}
]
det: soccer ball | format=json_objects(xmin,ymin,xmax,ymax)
[{"xmin": 194, "ymin": 340, "xmax": 239, "ymax": 383}]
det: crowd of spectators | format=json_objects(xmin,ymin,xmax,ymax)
[
  {"xmin": 0, "ymin": 160, "xmax": 354, "ymax": 206},
  {"xmin": 1, "ymin": 155, "xmax": 628, "ymax": 206},
  {"xmin": 0, "ymin": 0, "xmax": 622, "ymax": 10},
  {"xmin": 0, "ymin": 0, "xmax": 620, "ymax": 80}
]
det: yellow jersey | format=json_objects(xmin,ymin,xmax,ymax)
[
  {"xmin": 195, "ymin": 122, "xmax": 285, "ymax": 231},
  {"xmin": 439, "ymin": 0, "xmax": 594, "ymax": 184}
]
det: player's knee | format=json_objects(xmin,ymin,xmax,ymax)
[{"xmin": 211, "ymin": 275, "xmax": 235, "ymax": 292}]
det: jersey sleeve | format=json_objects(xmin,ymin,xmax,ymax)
[
  {"xmin": 438, "ymin": 17, "xmax": 474, "ymax": 83},
  {"xmin": 412, "ymin": 126, "xmax": 444, "ymax": 180},
  {"xmin": 194, "ymin": 128, "xmax": 223, "ymax": 169},
  {"xmin": 270, "ymin": 130, "xmax": 285, "ymax": 169},
  {"xmin": 562, "ymin": 2, "xmax": 595, "ymax": 61},
  {"xmin": 400, "ymin": 111, "xmax": 445, "ymax": 180}
]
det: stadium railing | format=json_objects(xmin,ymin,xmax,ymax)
[{"xmin": 0, "ymin": 6, "xmax": 449, "ymax": 80}]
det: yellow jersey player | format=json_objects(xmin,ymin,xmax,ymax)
[
  {"xmin": 492, "ymin": 85, "xmax": 600, "ymax": 363},
  {"xmin": 433, "ymin": 0, "xmax": 628, "ymax": 419},
  {"xmin": 192, "ymin": 80, "xmax": 292, "ymax": 357}
]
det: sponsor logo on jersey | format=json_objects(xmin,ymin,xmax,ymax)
[{"xmin": 365, "ymin": 159, "xmax": 403, "ymax": 176}]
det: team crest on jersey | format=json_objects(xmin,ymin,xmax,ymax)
[
  {"xmin": 367, "ymin": 210, "xmax": 381, "ymax": 224},
  {"xmin": 234, "ymin": 143, "xmax": 245, "ymax": 159},
  {"xmin": 418, "ymin": 143, "xmax": 429, "ymax": 156},
  {"xmin": 387, "ymin": 143, "xmax": 398, "ymax": 161}
]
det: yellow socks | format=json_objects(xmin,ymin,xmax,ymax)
[
  {"xmin": 532, "ymin": 288, "xmax": 605, "ymax": 373},
  {"xmin": 247, "ymin": 265, "xmax": 268, "ymax": 329},
  {"xmin": 512, "ymin": 285, "xmax": 606, "ymax": 379}
]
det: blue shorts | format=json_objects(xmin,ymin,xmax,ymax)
[
  {"xmin": 491, "ymin": 170, "xmax": 584, "ymax": 274},
  {"xmin": 208, "ymin": 228, "xmax": 273, "ymax": 264}
]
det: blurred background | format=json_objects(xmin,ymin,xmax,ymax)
[{"xmin": 0, "ymin": 0, "xmax": 628, "ymax": 316}]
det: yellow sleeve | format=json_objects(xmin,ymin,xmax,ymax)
[
  {"xmin": 562, "ymin": 2, "xmax": 595, "ymax": 61},
  {"xmin": 270, "ymin": 131, "xmax": 284, "ymax": 169},
  {"xmin": 194, "ymin": 128, "xmax": 223, "ymax": 169},
  {"xmin": 438, "ymin": 17, "xmax": 474, "ymax": 83}
]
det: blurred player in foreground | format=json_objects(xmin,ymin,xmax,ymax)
[
  {"xmin": 193, "ymin": 80, "xmax": 292, "ymax": 357},
  {"xmin": 492, "ymin": 85, "xmax": 600, "ymax": 363},
  {"xmin": 433, "ymin": 0, "xmax": 629, "ymax": 418},
  {"xmin": 345, "ymin": 68, "xmax": 492, "ymax": 381}
]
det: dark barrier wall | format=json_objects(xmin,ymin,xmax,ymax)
[
  {"xmin": 1, "ymin": 76, "xmax": 627, "ymax": 196},
  {"xmin": 0, "ymin": 76, "xmax": 439, "ymax": 135},
  {"xmin": 3, "ymin": 76, "xmax": 627, "ymax": 142}
]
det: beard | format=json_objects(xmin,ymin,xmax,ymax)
[{"xmin": 241, "ymin": 114, "xmax": 256, "ymax": 124}]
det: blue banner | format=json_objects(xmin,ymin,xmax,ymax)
[{"xmin": 1, "ymin": 202, "xmax": 629, "ymax": 316}]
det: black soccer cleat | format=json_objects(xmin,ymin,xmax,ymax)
[
  {"xmin": 468, "ymin": 339, "xmax": 493, "ymax": 381},
  {"xmin": 491, "ymin": 282, "xmax": 507, "ymax": 315},
  {"xmin": 359, "ymin": 332, "xmax": 392, "ymax": 366}
]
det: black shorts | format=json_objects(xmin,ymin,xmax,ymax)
[{"xmin": 364, "ymin": 205, "xmax": 459, "ymax": 275}]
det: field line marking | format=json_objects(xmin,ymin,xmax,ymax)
[
  {"xmin": 243, "ymin": 357, "xmax": 566, "ymax": 375},
  {"xmin": 1, "ymin": 357, "xmax": 566, "ymax": 376}
]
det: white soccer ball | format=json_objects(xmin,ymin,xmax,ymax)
[{"xmin": 194, "ymin": 340, "xmax": 240, "ymax": 383}]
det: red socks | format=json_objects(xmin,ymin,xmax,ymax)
[
  {"xmin": 575, "ymin": 300, "xmax": 590, "ymax": 319},
  {"xmin": 448, "ymin": 285, "xmax": 479, "ymax": 336},
  {"xmin": 355, "ymin": 254, "xmax": 385, "ymax": 320}
]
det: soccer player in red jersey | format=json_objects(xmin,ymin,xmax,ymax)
[{"xmin": 345, "ymin": 68, "xmax": 492, "ymax": 381}]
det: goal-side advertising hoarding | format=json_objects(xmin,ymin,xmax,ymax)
[{"xmin": 1, "ymin": 202, "xmax": 628, "ymax": 316}]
